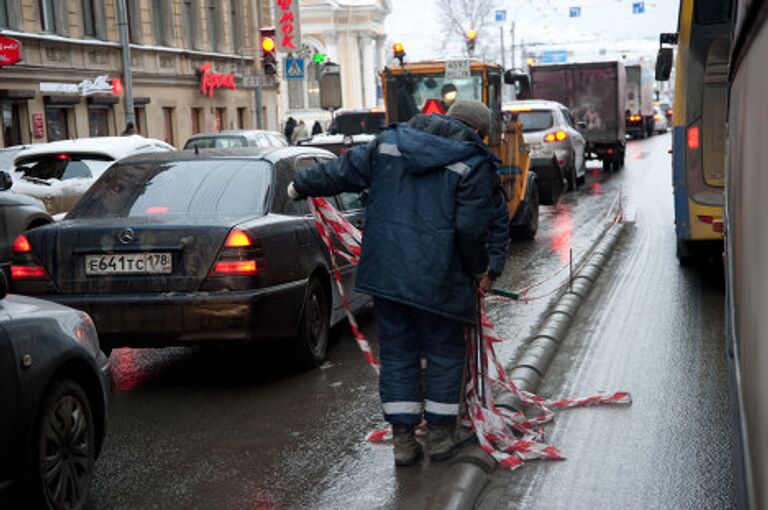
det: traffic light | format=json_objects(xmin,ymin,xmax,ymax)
[
  {"xmin": 261, "ymin": 29, "xmax": 277, "ymax": 76},
  {"xmin": 466, "ymin": 30, "xmax": 477, "ymax": 56},
  {"xmin": 392, "ymin": 42, "xmax": 406, "ymax": 65}
]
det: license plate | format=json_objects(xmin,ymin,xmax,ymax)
[{"xmin": 85, "ymin": 252, "xmax": 173, "ymax": 275}]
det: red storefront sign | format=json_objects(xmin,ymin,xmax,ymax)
[
  {"xmin": 0, "ymin": 36, "xmax": 22, "ymax": 67},
  {"xmin": 32, "ymin": 113, "xmax": 45, "ymax": 139},
  {"xmin": 198, "ymin": 64, "xmax": 236, "ymax": 98},
  {"xmin": 274, "ymin": 0, "xmax": 302, "ymax": 53}
]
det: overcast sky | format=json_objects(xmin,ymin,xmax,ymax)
[{"xmin": 385, "ymin": 0, "xmax": 680, "ymax": 62}]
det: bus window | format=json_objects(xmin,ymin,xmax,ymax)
[
  {"xmin": 701, "ymin": 38, "xmax": 729, "ymax": 187},
  {"xmin": 694, "ymin": 0, "xmax": 732, "ymax": 25}
]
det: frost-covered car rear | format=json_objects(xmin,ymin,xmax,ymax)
[{"xmin": 12, "ymin": 136, "xmax": 175, "ymax": 215}]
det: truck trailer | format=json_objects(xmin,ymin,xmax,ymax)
[
  {"xmin": 530, "ymin": 61, "xmax": 626, "ymax": 172},
  {"xmin": 625, "ymin": 63, "xmax": 655, "ymax": 138}
]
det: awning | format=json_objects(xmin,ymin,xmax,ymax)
[
  {"xmin": 0, "ymin": 89, "xmax": 35, "ymax": 101},
  {"xmin": 44, "ymin": 95, "xmax": 81, "ymax": 106},
  {"xmin": 87, "ymin": 95, "xmax": 119, "ymax": 105}
]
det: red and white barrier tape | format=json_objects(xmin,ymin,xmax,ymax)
[{"xmin": 308, "ymin": 197, "xmax": 631, "ymax": 469}]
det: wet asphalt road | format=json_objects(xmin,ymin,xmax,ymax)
[
  {"xmin": 86, "ymin": 132, "xmax": 734, "ymax": 509},
  {"xmin": 478, "ymin": 133, "xmax": 736, "ymax": 509}
]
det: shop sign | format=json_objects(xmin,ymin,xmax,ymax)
[
  {"xmin": 198, "ymin": 64, "xmax": 236, "ymax": 98},
  {"xmin": 40, "ymin": 82, "xmax": 79, "ymax": 94},
  {"xmin": 274, "ymin": 0, "xmax": 301, "ymax": 53},
  {"xmin": 78, "ymin": 75, "xmax": 113, "ymax": 96},
  {"xmin": 0, "ymin": 36, "xmax": 22, "ymax": 67},
  {"xmin": 40, "ymin": 75, "xmax": 118, "ymax": 96},
  {"xmin": 32, "ymin": 113, "xmax": 45, "ymax": 139}
]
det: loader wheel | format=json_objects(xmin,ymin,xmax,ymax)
[{"xmin": 511, "ymin": 180, "xmax": 539, "ymax": 241}]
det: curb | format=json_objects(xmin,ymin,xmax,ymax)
[{"xmin": 428, "ymin": 220, "xmax": 625, "ymax": 510}]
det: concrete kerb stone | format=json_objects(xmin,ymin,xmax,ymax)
[
  {"xmin": 432, "ymin": 222, "xmax": 625, "ymax": 510},
  {"xmin": 514, "ymin": 336, "xmax": 559, "ymax": 373}
]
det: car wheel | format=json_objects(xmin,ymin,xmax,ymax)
[
  {"xmin": 566, "ymin": 155, "xmax": 577, "ymax": 191},
  {"xmin": 31, "ymin": 379, "xmax": 95, "ymax": 510},
  {"xmin": 294, "ymin": 278, "xmax": 330, "ymax": 368}
]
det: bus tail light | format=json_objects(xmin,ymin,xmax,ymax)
[{"xmin": 687, "ymin": 126, "xmax": 700, "ymax": 150}]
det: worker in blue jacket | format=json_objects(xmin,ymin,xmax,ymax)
[{"xmin": 289, "ymin": 101, "xmax": 509, "ymax": 466}]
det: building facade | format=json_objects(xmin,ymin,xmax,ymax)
[
  {"xmin": 279, "ymin": 0, "xmax": 390, "ymax": 126},
  {"xmin": 0, "ymin": 0, "xmax": 278, "ymax": 148}
]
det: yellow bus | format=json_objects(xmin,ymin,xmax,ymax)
[{"xmin": 656, "ymin": 0, "xmax": 732, "ymax": 263}]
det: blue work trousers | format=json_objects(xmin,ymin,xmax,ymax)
[{"xmin": 374, "ymin": 297, "xmax": 467, "ymax": 426}]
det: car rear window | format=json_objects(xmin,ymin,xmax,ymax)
[
  {"xmin": 68, "ymin": 159, "xmax": 272, "ymax": 219},
  {"xmin": 330, "ymin": 113, "xmax": 386, "ymax": 135},
  {"xmin": 516, "ymin": 111, "xmax": 554, "ymax": 132},
  {"xmin": 183, "ymin": 136, "xmax": 248, "ymax": 150},
  {"xmin": 15, "ymin": 154, "xmax": 114, "ymax": 181}
]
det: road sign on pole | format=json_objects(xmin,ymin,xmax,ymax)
[
  {"xmin": 495, "ymin": 10, "xmax": 506, "ymax": 23},
  {"xmin": 569, "ymin": 7, "xmax": 581, "ymax": 18},
  {"xmin": 632, "ymin": 2, "xmax": 645, "ymax": 14},
  {"xmin": 285, "ymin": 58, "xmax": 305, "ymax": 80}
]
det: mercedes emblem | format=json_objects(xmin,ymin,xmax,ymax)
[{"xmin": 118, "ymin": 228, "xmax": 135, "ymax": 244}]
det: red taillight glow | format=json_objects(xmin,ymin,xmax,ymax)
[
  {"xmin": 11, "ymin": 265, "xmax": 47, "ymax": 280},
  {"xmin": 225, "ymin": 230, "xmax": 253, "ymax": 248},
  {"xmin": 12, "ymin": 235, "xmax": 31, "ymax": 253},
  {"xmin": 146, "ymin": 206, "xmax": 169, "ymax": 214},
  {"xmin": 56, "ymin": 154, "xmax": 69, "ymax": 160},
  {"xmin": 628, "ymin": 115, "xmax": 642, "ymax": 122},
  {"xmin": 544, "ymin": 131, "xmax": 567, "ymax": 143},
  {"xmin": 698, "ymin": 215, "xmax": 714, "ymax": 224},
  {"xmin": 667, "ymin": 109, "xmax": 674, "ymax": 115},
  {"xmin": 211, "ymin": 260, "xmax": 259, "ymax": 275},
  {"xmin": 688, "ymin": 126, "xmax": 700, "ymax": 150},
  {"xmin": 607, "ymin": 149, "xmax": 615, "ymax": 155}
]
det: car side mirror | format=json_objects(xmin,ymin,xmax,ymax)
[
  {"xmin": 0, "ymin": 171, "xmax": 11, "ymax": 191},
  {"xmin": 577, "ymin": 121, "xmax": 588, "ymax": 130},
  {"xmin": 0, "ymin": 270, "xmax": 8, "ymax": 300},
  {"xmin": 656, "ymin": 48, "xmax": 674, "ymax": 81}
]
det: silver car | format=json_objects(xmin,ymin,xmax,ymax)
[
  {"xmin": 0, "ymin": 171, "xmax": 52, "ymax": 265},
  {"xmin": 183, "ymin": 130, "xmax": 289, "ymax": 150},
  {"xmin": 505, "ymin": 100, "xmax": 587, "ymax": 191}
]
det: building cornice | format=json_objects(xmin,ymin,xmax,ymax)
[{"xmin": 0, "ymin": 30, "xmax": 255, "ymax": 62}]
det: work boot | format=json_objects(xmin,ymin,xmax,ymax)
[
  {"xmin": 426, "ymin": 423, "xmax": 477, "ymax": 462},
  {"xmin": 392, "ymin": 425, "xmax": 423, "ymax": 467}
]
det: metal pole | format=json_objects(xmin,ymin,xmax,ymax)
[
  {"xmin": 116, "ymin": 0, "xmax": 135, "ymax": 126},
  {"xmin": 255, "ymin": 0, "xmax": 264, "ymax": 129},
  {"xmin": 511, "ymin": 21, "xmax": 516, "ymax": 68},
  {"xmin": 499, "ymin": 25, "xmax": 506, "ymax": 69}
]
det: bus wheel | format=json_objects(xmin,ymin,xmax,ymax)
[{"xmin": 676, "ymin": 240, "xmax": 694, "ymax": 266}]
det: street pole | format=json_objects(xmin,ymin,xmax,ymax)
[
  {"xmin": 511, "ymin": 21, "xmax": 516, "ymax": 68},
  {"xmin": 116, "ymin": 0, "xmax": 135, "ymax": 126},
  {"xmin": 255, "ymin": 0, "xmax": 264, "ymax": 129},
  {"xmin": 499, "ymin": 25, "xmax": 506, "ymax": 69}
]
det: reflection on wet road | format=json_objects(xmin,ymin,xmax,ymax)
[{"xmin": 89, "ymin": 135, "xmax": 705, "ymax": 509}]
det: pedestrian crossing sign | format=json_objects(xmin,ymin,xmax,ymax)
[{"xmin": 285, "ymin": 58, "xmax": 305, "ymax": 80}]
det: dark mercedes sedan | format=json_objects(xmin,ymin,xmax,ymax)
[{"xmin": 10, "ymin": 148, "xmax": 367, "ymax": 366}]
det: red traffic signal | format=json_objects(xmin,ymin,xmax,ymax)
[{"xmin": 261, "ymin": 29, "xmax": 277, "ymax": 76}]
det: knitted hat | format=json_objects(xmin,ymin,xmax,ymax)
[{"xmin": 447, "ymin": 100, "xmax": 491, "ymax": 137}]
